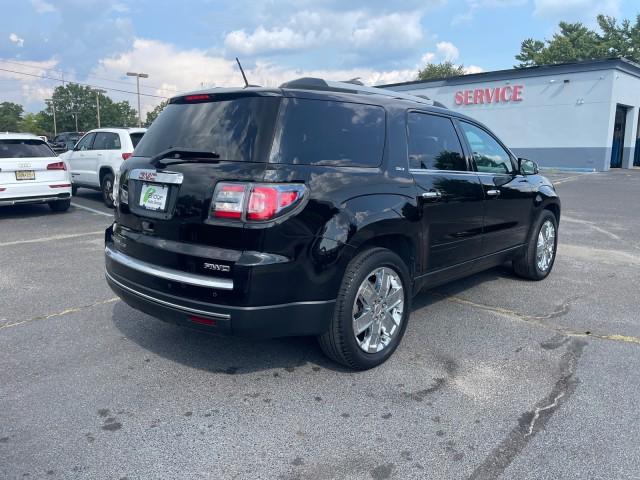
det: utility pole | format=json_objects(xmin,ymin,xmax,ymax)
[
  {"xmin": 45, "ymin": 98, "xmax": 57, "ymax": 137},
  {"xmin": 126, "ymin": 71, "xmax": 149, "ymax": 127},
  {"xmin": 72, "ymin": 112, "xmax": 79, "ymax": 132},
  {"xmin": 94, "ymin": 89, "xmax": 106, "ymax": 128}
]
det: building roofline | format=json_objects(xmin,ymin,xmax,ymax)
[{"xmin": 380, "ymin": 57, "xmax": 640, "ymax": 90}]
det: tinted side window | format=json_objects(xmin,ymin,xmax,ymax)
[
  {"xmin": 273, "ymin": 98, "xmax": 385, "ymax": 167},
  {"xmin": 129, "ymin": 132, "xmax": 144, "ymax": 148},
  {"xmin": 93, "ymin": 132, "xmax": 121, "ymax": 150},
  {"xmin": 459, "ymin": 122, "xmax": 513, "ymax": 174},
  {"xmin": 75, "ymin": 133, "xmax": 95, "ymax": 151},
  {"xmin": 407, "ymin": 113, "xmax": 466, "ymax": 171}
]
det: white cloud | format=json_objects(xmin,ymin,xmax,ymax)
[
  {"xmin": 0, "ymin": 58, "xmax": 59, "ymax": 108},
  {"xmin": 224, "ymin": 10, "xmax": 424, "ymax": 56},
  {"xmin": 91, "ymin": 38, "xmax": 418, "ymax": 115},
  {"xmin": 435, "ymin": 41, "xmax": 459, "ymax": 62},
  {"xmin": 9, "ymin": 33, "xmax": 25, "ymax": 47},
  {"xmin": 533, "ymin": 0, "xmax": 620, "ymax": 19},
  {"xmin": 464, "ymin": 65, "xmax": 484, "ymax": 74},
  {"xmin": 30, "ymin": 0, "xmax": 56, "ymax": 13}
]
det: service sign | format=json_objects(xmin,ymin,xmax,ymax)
[{"xmin": 454, "ymin": 85, "xmax": 524, "ymax": 106}]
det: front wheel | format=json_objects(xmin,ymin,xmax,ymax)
[
  {"xmin": 101, "ymin": 173, "xmax": 114, "ymax": 208},
  {"xmin": 513, "ymin": 210, "xmax": 558, "ymax": 280},
  {"xmin": 318, "ymin": 248, "xmax": 411, "ymax": 370}
]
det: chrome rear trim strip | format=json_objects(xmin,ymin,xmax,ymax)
[{"xmin": 105, "ymin": 245, "xmax": 233, "ymax": 290}]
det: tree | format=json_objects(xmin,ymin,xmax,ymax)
[
  {"xmin": 145, "ymin": 100, "xmax": 168, "ymax": 126},
  {"xmin": 0, "ymin": 102, "xmax": 24, "ymax": 132},
  {"xmin": 39, "ymin": 84, "xmax": 139, "ymax": 134},
  {"xmin": 417, "ymin": 61, "xmax": 466, "ymax": 81},
  {"xmin": 19, "ymin": 112, "xmax": 48, "ymax": 137},
  {"xmin": 515, "ymin": 14, "xmax": 640, "ymax": 67}
]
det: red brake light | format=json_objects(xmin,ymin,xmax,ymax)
[
  {"xmin": 47, "ymin": 161, "xmax": 66, "ymax": 171},
  {"xmin": 122, "ymin": 152, "xmax": 132, "ymax": 160},
  {"xmin": 185, "ymin": 94, "xmax": 210, "ymax": 102},
  {"xmin": 212, "ymin": 183, "xmax": 246, "ymax": 219},
  {"xmin": 247, "ymin": 187, "xmax": 278, "ymax": 220}
]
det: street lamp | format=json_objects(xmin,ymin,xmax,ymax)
[
  {"xmin": 126, "ymin": 71, "xmax": 149, "ymax": 127},
  {"xmin": 45, "ymin": 98, "xmax": 56, "ymax": 137},
  {"xmin": 94, "ymin": 89, "xmax": 107, "ymax": 128}
]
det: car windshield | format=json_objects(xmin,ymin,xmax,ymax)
[{"xmin": 0, "ymin": 139, "xmax": 55, "ymax": 159}]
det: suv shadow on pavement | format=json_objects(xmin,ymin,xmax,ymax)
[{"xmin": 110, "ymin": 265, "xmax": 516, "ymax": 375}]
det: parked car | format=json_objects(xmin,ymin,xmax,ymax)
[
  {"xmin": 49, "ymin": 131, "xmax": 83, "ymax": 154},
  {"xmin": 62, "ymin": 127, "xmax": 146, "ymax": 207},
  {"xmin": 104, "ymin": 79, "xmax": 560, "ymax": 370},
  {"xmin": 0, "ymin": 133, "xmax": 72, "ymax": 211}
]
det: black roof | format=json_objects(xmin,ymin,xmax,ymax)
[{"xmin": 380, "ymin": 57, "xmax": 640, "ymax": 90}]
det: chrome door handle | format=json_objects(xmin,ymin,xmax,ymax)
[
  {"xmin": 421, "ymin": 190, "xmax": 442, "ymax": 200},
  {"xmin": 487, "ymin": 189, "xmax": 500, "ymax": 196}
]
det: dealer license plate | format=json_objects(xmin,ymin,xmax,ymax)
[{"xmin": 139, "ymin": 183, "xmax": 169, "ymax": 211}]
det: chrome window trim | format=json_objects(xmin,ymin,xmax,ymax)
[{"xmin": 105, "ymin": 245, "xmax": 233, "ymax": 290}]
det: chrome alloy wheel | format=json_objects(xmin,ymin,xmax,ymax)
[
  {"xmin": 352, "ymin": 267, "xmax": 405, "ymax": 353},
  {"xmin": 536, "ymin": 220, "xmax": 556, "ymax": 272}
]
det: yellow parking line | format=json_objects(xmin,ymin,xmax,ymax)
[{"xmin": 0, "ymin": 297, "xmax": 119, "ymax": 330}]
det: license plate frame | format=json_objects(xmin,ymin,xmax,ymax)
[
  {"xmin": 15, "ymin": 170, "xmax": 35, "ymax": 181},
  {"xmin": 138, "ymin": 182, "xmax": 169, "ymax": 211}
]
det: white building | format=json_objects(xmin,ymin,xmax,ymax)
[{"xmin": 383, "ymin": 58, "xmax": 640, "ymax": 171}]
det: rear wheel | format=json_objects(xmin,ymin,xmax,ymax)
[
  {"xmin": 101, "ymin": 172, "xmax": 114, "ymax": 208},
  {"xmin": 318, "ymin": 248, "xmax": 411, "ymax": 370},
  {"xmin": 513, "ymin": 209, "xmax": 558, "ymax": 280},
  {"xmin": 49, "ymin": 199, "xmax": 71, "ymax": 212}
]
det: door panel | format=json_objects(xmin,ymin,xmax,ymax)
[
  {"xmin": 407, "ymin": 112, "xmax": 485, "ymax": 272},
  {"xmin": 457, "ymin": 121, "xmax": 534, "ymax": 255},
  {"xmin": 414, "ymin": 171, "xmax": 485, "ymax": 270},
  {"xmin": 68, "ymin": 133, "xmax": 96, "ymax": 185}
]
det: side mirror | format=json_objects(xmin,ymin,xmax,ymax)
[{"xmin": 518, "ymin": 157, "xmax": 538, "ymax": 175}]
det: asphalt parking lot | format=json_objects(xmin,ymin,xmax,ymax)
[{"xmin": 1, "ymin": 171, "xmax": 639, "ymax": 480}]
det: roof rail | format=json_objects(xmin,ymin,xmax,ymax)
[{"xmin": 279, "ymin": 77, "xmax": 435, "ymax": 106}]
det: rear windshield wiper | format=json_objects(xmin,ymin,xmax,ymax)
[{"xmin": 149, "ymin": 147, "xmax": 220, "ymax": 166}]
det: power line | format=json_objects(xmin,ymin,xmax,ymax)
[
  {"xmin": 0, "ymin": 66, "xmax": 170, "ymax": 99},
  {"xmin": 0, "ymin": 58, "xmax": 177, "ymax": 93}
]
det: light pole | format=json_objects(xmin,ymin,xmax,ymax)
[
  {"xmin": 45, "ymin": 98, "xmax": 57, "ymax": 137},
  {"xmin": 94, "ymin": 89, "xmax": 106, "ymax": 128},
  {"xmin": 72, "ymin": 112, "xmax": 79, "ymax": 132},
  {"xmin": 126, "ymin": 71, "xmax": 149, "ymax": 127}
]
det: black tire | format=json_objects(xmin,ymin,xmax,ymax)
[
  {"xmin": 71, "ymin": 185, "xmax": 78, "ymax": 196},
  {"xmin": 49, "ymin": 199, "xmax": 71, "ymax": 212},
  {"xmin": 318, "ymin": 247, "xmax": 411, "ymax": 370},
  {"xmin": 101, "ymin": 172, "xmax": 115, "ymax": 208},
  {"xmin": 513, "ymin": 209, "xmax": 558, "ymax": 280}
]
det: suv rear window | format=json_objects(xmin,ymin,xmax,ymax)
[
  {"xmin": 272, "ymin": 98, "xmax": 385, "ymax": 167},
  {"xmin": 0, "ymin": 139, "xmax": 55, "ymax": 158},
  {"xmin": 134, "ymin": 97, "xmax": 281, "ymax": 162}
]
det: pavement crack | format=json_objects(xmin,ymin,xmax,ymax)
[
  {"xmin": 0, "ymin": 297, "xmax": 119, "ymax": 330},
  {"xmin": 435, "ymin": 293, "xmax": 640, "ymax": 347},
  {"xmin": 468, "ymin": 339, "xmax": 586, "ymax": 480}
]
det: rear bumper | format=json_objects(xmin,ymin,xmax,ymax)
[
  {"xmin": 106, "ymin": 269, "xmax": 335, "ymax": 338},
  {"xmin": 0, "ymin": 192, "xmax": 71, "ymax": 206}
]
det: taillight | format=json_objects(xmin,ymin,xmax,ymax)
[
  {"xmin": 47, "ymin": 161, "xmax": 66, "ymax": 170},
  {"xmin": 122, "ymin": 153, "xmax": 132, "ymax": 160},
  {"xmin": 212, "ymin": 183, "xmax": 246, "ymax": 219},
  {"xmin": 210, "ymin": 183, "xmax": 305, "ymax": 222},
  {"xmin": 185, "ymin": 94, "xmax": 210, "ymax": 102}
]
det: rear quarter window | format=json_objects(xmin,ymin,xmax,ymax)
[
  {"xmin": 129, "ymin": 132, "xmax": 144, "ymax": 148},
  {"xmin": 271, "ymin": 98, "xmax": 385, "ymax": 167}
]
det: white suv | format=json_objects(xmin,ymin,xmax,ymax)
[
  {"xmin": 0, "ymin": 133, "xmax": 72, "ymax": 212},
  {"xmin": 63, "ymin": 128, "xmax": 146, "ymax": 207}
]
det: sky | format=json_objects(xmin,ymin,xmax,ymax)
[{"xmin": 0, "ymin": 0, "xmax": 637, "ymax": 115}]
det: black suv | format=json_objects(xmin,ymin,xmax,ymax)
[{"xmin": 105, "ymin": 78, "xmax": 560, "ymax": 370}]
